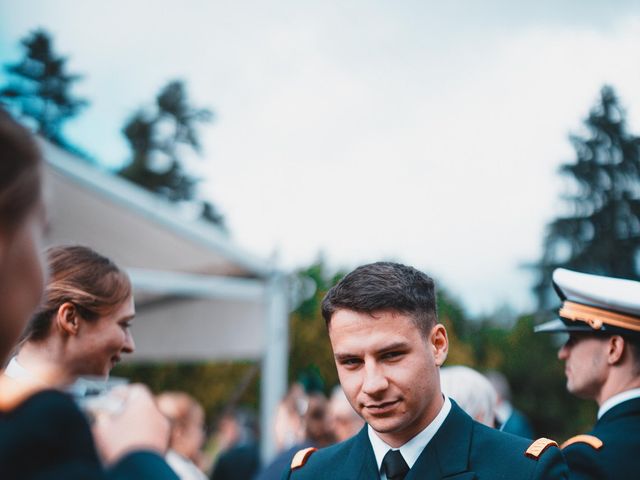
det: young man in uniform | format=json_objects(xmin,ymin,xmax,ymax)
[
  {"xmin": 535, "ymin": 268, "xmax": 640, "ymax": 479},
  {"xmin": 285, "ymin": 262, "xmax": 568, "ymax": 479}
]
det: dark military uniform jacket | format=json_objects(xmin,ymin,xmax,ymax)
[
  {"xmin": 284, "ymin": 401, "xmax": 568, "ymax": 479},
  {"xmin": 562, "ymin": 397, "xmax": 640, "ymax": 480}
]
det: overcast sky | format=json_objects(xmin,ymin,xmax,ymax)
[{"xmin": 1, "ymin": 1, "xmax": 640, "ymax": 316}]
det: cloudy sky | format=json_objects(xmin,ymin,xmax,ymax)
[{"xmin": 1, "ymin": 1, "xmax": 639, "ymax": 315}]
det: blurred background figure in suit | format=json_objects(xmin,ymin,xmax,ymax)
[
  {"xmin": 254, "ymin": 383, "xmax": 331, "ymax": 480},
  {"xmin": 157, "ymin": 391, "xmax": 208, "ymax": 480},
  {"xmin": 485, "ymin": 370, "xmax": 534, "ymax": 438},
  {"xmin": 327, "ymin": 385, "xmax": 364, "ymax": 443},
  {"xmin": 440, "ymin": 365, "xmax": 497, "ymax": 427},
  {"xmin": 208, "ymin": 408, "xmax": 259, "ymax": 480}
]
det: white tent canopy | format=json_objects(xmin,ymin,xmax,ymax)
[{"xmin": 41, "ymin": 140, "xmax": 288, "ymax": 460}]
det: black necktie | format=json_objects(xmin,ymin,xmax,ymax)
[{"xmin": 382, "ymin": 449, "xmax": 409, "ymax": 480}]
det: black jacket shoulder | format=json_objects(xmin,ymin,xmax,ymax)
[{"xmin": 0, "ymin": 389, "xmax": 178, "ymax": 480}]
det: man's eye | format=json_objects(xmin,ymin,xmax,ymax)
[
  {"xmin": 382, "ymin": 351, "xmax": 403, "ymax": 360},
  {"xmin": 341, "ymin": 358, "xmax": 361, "ymax": 367}
]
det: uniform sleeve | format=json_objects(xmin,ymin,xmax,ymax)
[
  {"xmin": 561, "ymin": 444, "xmax": 605, "ymax": 480},
  {"xmin": 532, "ymin": 445, "xmax": 569, "ymax": 480}
]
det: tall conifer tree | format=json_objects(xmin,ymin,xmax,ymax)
[
  {"xmin": 0, "ymin": 29, "xmax": 87, "ymax": 145},
  {"xmin": 533, "ymin": 86, "xmax": 640, "ymax": 309}
]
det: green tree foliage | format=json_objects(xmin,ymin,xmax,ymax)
[
  {"xmin": 533, "ymin": 86, "xmax": 640, "ymax": 308},
  {"xmin": 119, "ymin": 80, "xmax": 222, "ymax": 226},
  {"xmin": 0, "ymin": 29, "xmax": 87, "ymax": 146},
  {"xmin": 288, "ymin": 260, "xmax": 343, "ymax": 390}
]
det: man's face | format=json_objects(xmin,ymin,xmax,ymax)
[
  {"xmin": 328, "ymin": 309, "xmax": 448, "ymax": 447},
  {"xmin": 557, "ymin": 333, "xmax": 609, "ymax": 400}
]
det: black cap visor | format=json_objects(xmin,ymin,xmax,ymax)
[
  {"xmin": 534, "ymin": 318, "xmax": 597, "ymax": 334},
  {"xmin": 535, "ymin": 318, "xmax": 640, "ymax": 340}
]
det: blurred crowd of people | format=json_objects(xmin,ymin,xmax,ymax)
[{"xmin": 208, "ymin": 368, "xmax": 536, "ymax": 480}]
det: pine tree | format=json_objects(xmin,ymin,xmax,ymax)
[
  {"xmin": 533, "ymin": 86, "xmax": 640, "ymax": 309},
  {"xmin": 0, "ymin": 29, "xmax": 87, "ymax": 145},
  {"xmin": 119, "ymin": 80, "xmax": 213, "ymax": 203}
]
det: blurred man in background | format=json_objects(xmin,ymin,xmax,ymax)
[
  {"xmin": 157, "ymin": 391, "xmax": 208, "ymax": 480},
  {"xmin": 535, "ymin": 268, "xmax": 640, "ymax": 479},
  {"xmin": 485, "ymin": 370, "xmax": 534, "ymax": 438},
  {"xmin": 255, "ymin": 383, "xmax": 332, "ymax": 480},
  {"xmin": 327, "ymin": 385, "xmax": 364, "ymax": 443},
  {"xmin": 440, "ymin": 365, "xmax": 497, "ymax": 428},
  {"xmin": 209, "ymin": 408, "xmax": 259, "ymax": 480}
]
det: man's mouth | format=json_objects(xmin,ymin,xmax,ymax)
[{"xmin": 364, "ymin": 399, "xmax": 400, "ymax": 414}]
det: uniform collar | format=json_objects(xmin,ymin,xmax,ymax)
[
  {"xmin": 368, "ymin": 396, "xmax": 452, "ymax": 477},
  {"xmin": 4, "ymin": 356, "xmax": 35, "ymax": 382},
  {"xmin": 598, "ymin": 388, "xmax": 640, "ymax": 419}
]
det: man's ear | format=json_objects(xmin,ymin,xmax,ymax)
[
  {"xmin": 56, "ymin": 302, "xmax": 79, "ymax": 336},
  {"xmin": 607, "ymin": 335, "xmax": 626, "ymax": 365},
  {"xmin": 430, "ymin": 323, "xmax": 449, "ymax": 367}
]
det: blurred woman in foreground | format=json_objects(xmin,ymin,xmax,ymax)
[
  {"xmin": 6, "ymin": 244, "xmax": 136, "ymax": 387},
  {"xmin": 0, "ymin": 108, "xmax": 177, "ymax": 479}
]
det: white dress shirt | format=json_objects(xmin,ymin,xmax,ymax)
[
  {"xmin": 4, "ymin": 356, "xmax": 34, "ymax": 382},
  {"xmin": 166, "ymin": 450, "xmax": 208, "ymax": 480},
  {"xmin": 598, "ymin": 388, "xmax": 640, "ymax": 419},
  {"xmin": 368, "ymin": 396, "xmax": 452, "ymax": 480}
]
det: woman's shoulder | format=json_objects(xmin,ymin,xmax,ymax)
[
  {"xmin": 0, "ymin": 382, "xmax": 91, "ymax": 441},
  {"xmin": 4, "ymin": 388, "xmax": 81, "ymax": 419},
  {"xmin": 0, "ymin": 374, "xmax": 81, "ymax": 418}
]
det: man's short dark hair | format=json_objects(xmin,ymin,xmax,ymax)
[
  {"xmin": 321, "ymin": 261, "xmax": 438, "ymax": 335},
  {"xmin": 624, "ymin": 335, "xmax": 640, "ymax": 375}
]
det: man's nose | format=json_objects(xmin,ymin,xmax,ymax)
[
  {"xmin": 558, "ymin": 343, "xmax": 568, "ymax": 360},
  {"xmin": 362, "ymin": 362, "xmax": 389, "ymax": 396}
]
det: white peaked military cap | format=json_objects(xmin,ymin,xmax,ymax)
[{"xmin": 534, "ymin": 268, "xmax": 640, "ymax": 335}]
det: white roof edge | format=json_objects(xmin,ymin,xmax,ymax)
[
  {"xmin": 128, "ymin": 268, "xmax": 267, "ymax": 301},
  {"xmin": 40, "ymin": 139, "xmax": 273, "ymax": 278}
]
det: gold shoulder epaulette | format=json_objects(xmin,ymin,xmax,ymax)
[
  {"xmin": 560, "ymin": 434, "xmax": 603, "ymax": 450},
  {"xmin": 525, "ymin": 438, "xmax": 559, "ymax": 459},
  {"xmin": 291, "ymin": 447, "xmax": 318, "ymax": 470}
]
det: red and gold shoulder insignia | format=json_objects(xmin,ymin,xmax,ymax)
[
  {"xmin": 525, "ymin": 437, "xmax": 559, "ymax": 459},
  {"xmin": 561, "ymin": 434, "xmax": 603, "ymax": 450},
  {"xmin": 291, "ymin": 447, "xmax": 318, "ymax": 470}
]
